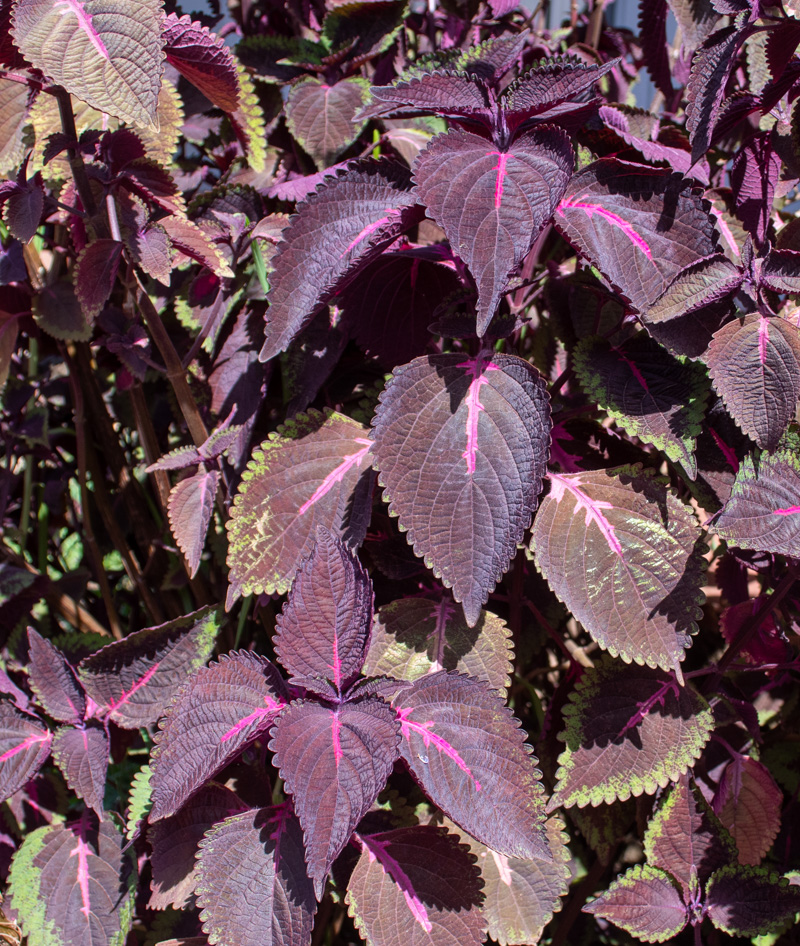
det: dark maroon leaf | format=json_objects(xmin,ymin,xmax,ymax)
[
  {"xmin": 78, "ymin": 606, "xmax": 221, "ymax": 728},
  {"xmin": 371, "ymin": 352, "xmax": 550, "ymax": 626},
  {"xmin": 274, "ymin": 529, "xmax": 373, "ymax": 699},
  {"xmin": 270, "ymin": 697, "xmax": 400, "ymax": 895},
  {"xmin": 259, "ymin": 161, "xmax": 425, "ymax": 362},
  {"xmin": 162, "ymin": 13, "xmax": 240, "ymax": 112},
  {"xmin": 719, "ymin": 595, "xmax": 791, "ymax": 664},
  {"xmin": 149, "ymin": 652, "xmax": 287, "ymax": 822},
  {"xmin": 286, "ymin": 77, "xmax": 369, "ymax": 167},
  {"xmin": 639, "ymin": 0, "xmax": 674, "ymax": 98},
  {"xmin": 0, "ymin": 700, "xmax": 51, "ymax": 803},
  {"xmin": 760, "ymin": 247, "xmax": 800, "ymax": 293},
  {"xmin": 706, "ymin": 864, "xmax": 800, "ymax": 937},
  {"xmin": 74, "ymin": 239, "xmax": 123, "ymax": 322},
  {"xmin": 195, "ymin": 805, "xmax": 317, "ymax": 945},
  {"xmin": 51, "ymin": 723, "xmax": 108, "ymax": 817},
  {"xmin": 686, "ymin": 25, "xmax": 744, "ymax": 163},
  {"xmin": 358, "ymin": 73, "xmax": 491, "ymax": 123},
  {"xmin": 502, "ymin": 57, "xmax": 619, "ymax": 127},
  {"xmin": 282, "ymin": 307, "xmax": 348, "ymax": 417},
  {"xmin": 583, "ymin": 865, "xmax": 688, "ymax": 941},
  {"xmin": 642, "ymin": 254, "xmax": 743, "ymax": 325},
  {"xmin": 413, "ymin": 126, "xmax": 573, "ymax": 335},
  {"xmin": 731, "ymin": 133, "xmax": 780, "ymax": 246},
  {"xmin": 149, "ymin": 782, "xmax": 247, "ymax": 910},
  {"xmin": 554, "ymin": 159, "xmax": 719, "ymax": 317},
  {"xmin": 27, "ymin": 627, "xmax": 85, "ymax": 724},
  {"xmin": 167, "ymin": 469, "xmax": 220, "ymax": 579},
  {"xmin": 713, "ymin": 756, "xmax": 782, "ymax": 865},
  {"xmin": 393, "ymin": 672, "xmax": 550, "ymax": 862},
  {"xmin": 2, "ymin": 172, "xmax": 43, "ymax": 243},
  {"xmin": 346, "ymin": 825, "xmax": 486, "ymax": 946}
]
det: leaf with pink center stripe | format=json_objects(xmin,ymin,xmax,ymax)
[
  {"xmin": 274, "ymin": 529, "xmax": 373, "ymax": 699},
  {"xmin": 413, "ymin": 126, "xmax": 573, "ymax": 335},
  {"xmin": 149, "ymin": 652, "xmax": 288, "ymax": 822},
  {"xmin": 371, "ymin": 353, "xmax": 550, "ymax": 626},
  {"xmin": 0, "ymin": 701, "xmax": 52, "ymax": 803},
  {"xmin": 392, "ymin": 672, "xmax": 550, "ymax": 862},
  {"xmin": 51, "ymin": 722, "xmax": 108, "ymax": 817},
  {"xmin": 270, "ymin": 697, "xmax": 400, "ymax": 896},
  {"xmin": 529, "ymin": 467, "xmax": 705, "ymax": 678}
]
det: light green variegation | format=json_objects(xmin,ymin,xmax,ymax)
[
  {"xmin": 583, "ymin": 864, "xmax": 688, "ymax": 942},
  {"xmin": 8, "ymin": 826, "xmax": 55, "ymax": 946},
  {"xmin": 126, "ymin": 764, "xmax": 153, "ymax": 840}
]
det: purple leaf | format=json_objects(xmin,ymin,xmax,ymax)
[
  {"xmin": 529, "ymin": 468, "xmax": 704, "ymax": 677},
  {"xmin": 2, "ymin": 172, "xmax": 43, "ymax": 243},
  {"xmin": 719, "ymin": 595, "xmax": 790, "ymax": 664},
  {"xmin": 195, "ymin": 805, "xmax": 317, "ymax": 946},
  {"xmin": 283, "ymin": 307, "xmax": 348, "ymax": 418},
  {"xmin": 167, "ymin": 469, "xmax": 220, "ymax": 579},
  {"xmin": 358, "ymin": 73, "xmax": 492, "ymax": 123},
  {"xmin": 502, "ymin": 57, "xmax": 619, "ymax": 127},
  {"xmin": 0, "ymin": 701, "xmax": 52, "ymax": 803},
  {"xmin": 393, "ymin": 671, "xmax": 550, "ymax": 862},
  {"xmin": 259, "ymin": 161, "xmax": 425, "ymax": 362},
  {"xmin": 363, "ymin": 596, "xmax": 514, "ymax": 697},
  {"xmin": 731, "ymin": 133, "xmax": 780, "ymax": 246},
  {"xmin": 78, "ymin": 605, "xmax": 221, "ymax": 729},
  {"xmin": 149, "ymin": 652, "xmax": 287, "ymax": 822},
  {"xmin": 271, "ymin": 697, "xmax": 399, "ymax": 896},
  {"xmin": 146, "ymin": 444, "xmax": 203, "ymax": 473},
  {"xmin": 642, "ymin": 254, "xmax": 743, "ymax": 325},
  {"xmin": 372, "ymin": 352, "xmax": 550, "ymax": 626},
  {"xmin": 639, "ymin": 0, "xmax": 674, "ymax": 98},
  {"xmin": 706, "ymin": 864, "xmax": 800, "ymax": 937},
  {"xmin": 11, "ymin": 0, "xmax": 163, "ymax": 125},
  {"xmin": 685, "ymin": 25, "xmax": 744, "ymax": 163},
  {"xmin": 8, "ymin": 813, "xmax": 136, "ymax": 946},
  {"xmin": 158, "ymin": 214, "xmax": 234, "ymax": 279},
  {"xmin": 760, "ymin": 247, "xmax": 800, "ymax": 293},
  {"xmin": 706, "ymin": 313, "xmax": 800, "ymax": 450},
  {"xmin": 27, "ymin": 627, "xmax": 85, "ymax": 724},
  {"xmin": 163, "ymin": 13, "xmax": 240, "ymax": 112},
  {"xmin": 548, "ymin": 657, "xmax": 714, "ymax": 809},
  {"xmin": 413, "ymin": 126, "xmax": 573, "ymax": 335},
  {"xmin": 51, "ymin": 723, "xmax": 108, "ymax": 817},
  {"xmin": 554, "ymin": 159, "xmax": 719, "ymax": 317},
  {"xmin": 274, "ymin": 529, "xmax": 373, "ymax": 699},
  {"xmin": 227, "ymin": 409, "xmax": 375, "ymax": 602},
  {"xmin": 713, "ymin": 757, "xmax": 782, "ymax": 865},
  {"xmin": 33, "ymin": 281, "xmax": 91, "ymax": 341},
  {"xmin": 583, "ymin": 864, "xmax": 688, "ymax": 942},
  {"xmin": 267, "ymin": 162, "xmax": 352, "ymax": 202},
  {"xmin": 149, "ymin": 782, "xmax": 248, "ymax": 910},
  {"xmin": 286, "ymin": 77, "xmax": 369, "ymax": 167},
  {"xmin": 345, "ymin": 825, "xmax": 486, "ymax": 946},
  {"xmin": 73, "ymin": 239, "xmax": 123, "ymax": 323}
]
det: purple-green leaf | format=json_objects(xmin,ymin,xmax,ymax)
[
  {"xmin": 706, "ymin": 864, "xmax": 800, "ymax": 937},
  {"xmin": 0, "ymin": 700, "xmax": 52, "ymax": 803},
  {"xmin": 583, "ymin": 864, "xmax": 688, "ymax": 942},
  {"xmin": 167, "ymin": 469, "xmax": 220, "ymax": 579},
  {"xmin": 51, "ymin": 722, "xmax": 108, "ymax": 817}
]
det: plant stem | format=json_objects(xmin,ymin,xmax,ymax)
[{"xmin": 55, "ymin": 87, "xmax": 104, "ymax": 229}]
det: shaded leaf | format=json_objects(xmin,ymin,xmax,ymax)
[
  {"xmin": 502, "ymin": 57, "xmax": 619, "ymax": 127},
  {"xmin": 33, "ymin": 281, "xmax": 91, "ymax": 341},
  {"xmin": 74, "ymin": 240, "xmax": 123, "ymax": 322},
  {"xmin": 719, "ymin": 595, "xmax": 791, "ymax": 664},
  {"xmin": 639, "ymin": 0, "xmax": 673, "ymax": 99},
  {"xmin": 668, "ymin": 0, "xmax": 719, "ymax": 52},
  {"xmin": 286, "ymin": 77, "xmax": 369, "ymax": 167},
  {"xmin": 167, "ymin": 470, "xmax": 220, "ymax": 579},
  {"xmin": 642, "ymin": 255, "xmax": 742, "ymax": 326},
  {"xmin": 706, "ymin": 864, "xmax": 800, "ymax": 937},
  {"xmin": 158, "ymin": 214, "xmax": 234, "ymax": 279},
  {"xmin": 2, "ymin": 173, "xmax": 43, "ymax": 243},
  {"xmin": 0, "ymin": 701, "xmax": 52, "ymax": 803},
  {"xmin": 713, "ymin": 756, "xmax": 782, "ymax": 865},
  {"xmin": 27, "ymin": 627, "xmax": 85, "ymax": 724},
  {"xmin": 760, "ymin": 248, "xmax": 800, "ymax": 294},
  {"xmin": 731, "ymin": 133, "xmax": 780, "ymax": 246},
  {"xmin": 583, "ymin": 864, "xmax": 688, "ymax": 942},
  {"xmin": 51, "ymin": 723, "xmax": 108, "ymax": 817},
  {"xmin": 685, "ymin": 25, "xmax": 743, "ymax": 163},
  {"xmin": 162, "ymin": 14, "xmax": 239, "ymax": 112}
]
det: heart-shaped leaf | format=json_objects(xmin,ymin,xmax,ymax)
[
  {"xmin": 286, "ymin": 77, "xmax": 369, "ymax": 167},
  {"xmin": 583, "ymin": 864, "xmax": 688, "ymax": 942}
]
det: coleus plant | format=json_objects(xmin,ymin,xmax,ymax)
[{"xmin": 2, "ymin": 0, "xmax": 800, "ymax": 944}]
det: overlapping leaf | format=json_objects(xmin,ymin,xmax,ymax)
[
  {"xmin": 583, "ymin": 864, "xmax": 688, "ymax": 942},
  {"xmin": 358, "ymin": 73, "xmax": 491, "ymax": 123},
  {"xmin": 529, "ymin": 468, "xmax": 704, "ymax": 676},
  {"xmin": 413, "ymin": 126, "xmax": 573, "ymax": 335},
  {"xmin": 0, "ymin": 700, "xmax": 51, "ymax": 802},
  {"xmin": 167, "ymin": 469, "xmax": 220, "ymax": 578},
  {"xmin": 640, "ymin": 255, "xmax": 742, "ymax": 326},
  {"xmin": 51, "ymin": 722, "xmax": 108, "ymax": 816},
  {"xmin": 371, "ymin": 352, "xmax": 550, "ymax": 626},
  {"xmin": 685, "ymin": 25, "xmax": 744, "ymax": 163},
  {"xmin": 549, "ymin": 658, "xmax": 714, "ymax": 809},
  {"xmin": 149, "ymin": 652, "xmax": 287, "ymax": 822},
  {"xmin": 227, "ymin": 409, "xmax": 375, "ymax": 602},
  {"xmin": 73, "ymin": 239, "xmax": 123, "ymax": 323},
  {"xmin": 760, "ymin": 248, "xmax": 800, "ymax": 294},
  {"xmin": 286, "ymin": 77, "xmax": 369, "ymax": 167},
  {"xmin": 502, "ymin": 57, "xmax": 618, "ymax": 127},
  {"xmin": 705, "ymin": 865, "xmax": 800, "ymax": 936},
  {"xmin": 27, "ymin": 627, "xmax": 85, "ymax": 723},
  {"xmin": 393, "ymin": 672, "xmax": 550, "ymax": 861},
  {"xmin": 162, "ymin": 14, "xmax": 239, "ymax": 112},
  {"xmin": 713, "ymin": 756, "xmax": 782, "ymax": 865}
]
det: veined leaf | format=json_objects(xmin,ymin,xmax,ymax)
[
  {"xmin": 502, "ymin": 57, "xmax": 619, "ymax": 127},
  {"xmin": 685, "ymin": 25, "xmax": 743, "ymax": 163},
  {"xmin": 358, "ymin": 73, "xmax": 492, "ymax": 123},
  {"xmin": 51, "ymin": 723, "xmax": 108, "ymax": 817},
  {"xmin": 706, "ymin": 864, "xmax": 800, "ymax": 937},
  {"xmin": 27, "ymin": 627, "xmax": 85, "ymax": 724},
  {"xmin": 583, "ymin": 864, "xmax": 688, "ymax": 942},
  {"xmin": 0, "ymin": 76, "xmax": 36, "ymax": 176},
  {"xmin": 286, "ymin": 77, "xmax": 369, "ymax": 167},
  {"xmin": 167, "ymin": 469, "xmax": 220, "ymax": 578},
  {"xmin": 0, "ymin": 700, "xmax": 52, "ymax": 803},
  {"xmin": 162, "ymin": 13, "xmax": 239, "ymax": 112},
  {"xmin": 712, "ymin": 756, "xmax": 782, "ymax": 865},
  {"xmin": 74, "ymin": 239, "xmax": 123, "ymax": 323},
  {"xmin": 372, "ymin": 352, "xmax": 550, "ymax": 626},
  {"xmin": 642, "ymin": 254, "xmax": 742, "ymax": 325}
]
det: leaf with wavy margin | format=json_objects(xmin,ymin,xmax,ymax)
[
  {"xmin": 583, "ymin": 864, "xmax": 688, "ymax": 942},
  {"xmin": 74, "ymin": 239, "xmax": 123, "ymax": 322},
  {"xmin": 393, "ymin": 671, "xmax": 550, "ymax": 862},
  {"xmin": 686, "ymin": 25, "xmax": 744, "ymax": 163},
  {"xmin": 27, "ymin": 627, "xmax": 85, "ymax": 723},
  {"xmin": 760, "ymin": 248, "xmax": 800, "ymax": 294},
  {"xmin": 706, "ymin": 864, "xmax": 800, "ymax": 937},
  {"xmin": 357, "ymin": 73, "xmax": 492, "ymax": 123},
  {"xmin": 162, "ymin": 13, "xmax": 239, "ymax": 112},
  {"xmin": 530, "ymin": 468, "xmax": 704, "ymax": 677},
  {"xmin": 149, "ymin": 652, "xmax": 287, "ymax": 822},
  {"xmin": 286, "ymin": 77, "xmax": 369, "ymax": 167},
  {"xmin": 549, "ymin": 657, "xmax": 714, "ymax": 809},
  {"xmin": 643, "ymin": 255, "xmax": 742, "ymax": 325},
  {"xmin": 167, "ymin": 469, "xmax": 220, "ymax": 579},
  {"xmin": 51, "ymin": 723, "xmax": 108, "ymax": 817},
  {"xmin": 712, "ymin": 757, "xmax": 782, "ymax": 865},
  {"xmin": 0, "ymin": 701, "xmax": 52, "ymax": 803},
  {"xmin": 372, "ymin": 352, "xmax": 550, "ymax": 626},
  {"xmin": 227, "ymin": 409, "xmax": 375, "ymax": 603}
]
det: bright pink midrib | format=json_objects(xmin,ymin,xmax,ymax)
[
  {"xmin": 557, "ymin": 197, "xmax": 653, "ymax": 259},
  {"xmin": 69, "ymin": 834, "xmax": 93, "ymax": 918},
  {"xmin": 709, "ymin": 429, "xmax": 739, "ymax": 473},
  {"xmin": 457, "ymin": 356, "xmax": 500, "ymax": 476},
  {"xmin": 364, "ymin": 836, "xmax": 432, "ymax": 932},
  {"xmin": 298, "ymin": 439, "xmax": 371, "ymax": 515},
  {"xmin": 331, "ymin": 711, "xmax": 343, "ymax": 765},
  {"xmin": 341, "ymin": 210, "xmax": 399, "ymax": 256},
  {"xmin": 487, "ymin": 151, "xmax": 510, "ymax": 209},
  {"xmin": 397, "ymin": 708, "xmax": 481, "ymax": 791},
  {"xmin": 758, "ymin": 315, "xmax": 770, "ymax": 366},
  {"xmin": 54, "ymin": 0, "xmax": 110, "ymax": 60},
  {"xmin": 549, "ymin": 474, "xmax": 623, "ymax": 556},
  {"xmin": 618, "ymin": 679, "xmax": 679, "ymax": 738},
  {"xmin": 615, "ymin": 348, "xmax": 649, "ymax": 393},
  {"xmin": 0, "ymin": 729, "xmax": 49, "ymax": 762},
  {"xmin": 220, "ymin": 696, "xmax": 284, "ymax": 742},
  {"xmin": 774, "ymin": 505, "xmax": 800, "ymax": 515},
  {"xmin": 108, "ymin": 662, "xmax": 160, "ymax": 710}
]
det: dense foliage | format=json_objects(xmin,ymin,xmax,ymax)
[{"xmin": 1, "ymin": 0, "xmax": 800, "ymax": 943}]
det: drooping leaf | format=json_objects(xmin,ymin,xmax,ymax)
[
  {"xmin": 363, "ymin": 597, "xmax": 513, "ymax": 697},
  {"xmin": 73, "ymin": 240, "xmax": 123, "ymax": 322},
  {"xmin": 685, "ymin": 25, "xmax": 744, "ymax": 163},
  {"xmin": 705, "ymin": 314, "xmax": 800, "ymax": 451},
  {"xmin": 226, "ymin": 410, "xmax": 375, "ymax": 603},
  {"xmin": 286, "ymin": 77, "xmax": 369, "ymax": 167},
  {"xmin": 33, "ymin": 281, "xmax": 92, "ymax": 340},
  {"xmin": 78, "ymin": 606, "xmax": 221, "ymax": 728},
  {"xmin": 27, "ymin": 627, "xmax": 85, "ymax": 724},
  {"xmin": 51, "ymin": 723, "xmax": 108, "ymax": 817},
  {"xmin": 573, "ymin": 334, "xmax": 711, "ymax": 477},
  {"xmin": 529, "ymin": 468, "xmax": 704, "ymax": 676},
  {"xmin": 639, "ymin": 255, "xmax": 742, "ymax": 326},
  {"xmin": 705, "ymin": 864, "xmax": 800, "ymax": 937},
  {"xmin": 731, "ymin": 132, "xmax": 780, "ymax": 246},
  {"xmin": 345, "ymin": 825, "xmax": 486, "ymax": 946},
  {"xmin": 583, "ymin": 864, "xmax": 688, "ymax": 942},
  {"xmin": 712, "ymin": 756, "xmax": 782, "ymax": 865},
  {"xmin": 549, "ymin": 658, "xmax": 714, "ymax": 809},
  {"xmin": 393, "ymin": 671, "xmax": 550, "ymax": 862},
  {"xmin": 230, "ymin": 61, "xmax": 268, "ymax": 172},
  {"xmin": 274, "ymin": 529, "xmax": 372, "ymax": 700},
  {"xmin": 372, "ymin": 352, "xmax": 550, "ymax": 626},
  {"xmin": 554, "ymin": 159, "xmax": 719, "ymax": 317},
  {"xmin": 149, "ymin": 782, "xmax": 247, "ymax": 910},
  {"xmin": 0, "ymin": 701, "xmax": 52, "ymax": 803},
  {"xmin": 259, "ymin": 161, "xmax": 425, "ymax": 362},
  {"xmin": 2, "ymin": 172, "xmax": 43, "ymax": 243},
  {"xmin": 413, "ymin": 126, "xmax": 573, "ymax": 335},
  {"xmin": 149, "ymin": 652, "xmax": 287, "ymax": 822},
  {"xmin": 760, "ymin": 247, "xmax": 800, "ymax": 294},
  {"xmin": 11, "ymin": 0, "xmax": 163, "ymax": 125},
  {"xmin": 270, "ymin": 697, "xmax": 399, "ymax": 896},
  {"xmin": 9, "ymin": 814, "xmax": 136, "ymax": 946},
  {"xmin": 639, "ymin": 0, "xmax": 673, "ymax": 98},
  {"xmin": 167, "ymin": 469, "xmax": 220, "ymax": 579},
  {"xmin": 195, "ymin": 805, "xmax": 317, "ymax": 946},
  {"xmin": 162, "ymin": 14, "xmax": 239, "ymax": 112}
]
